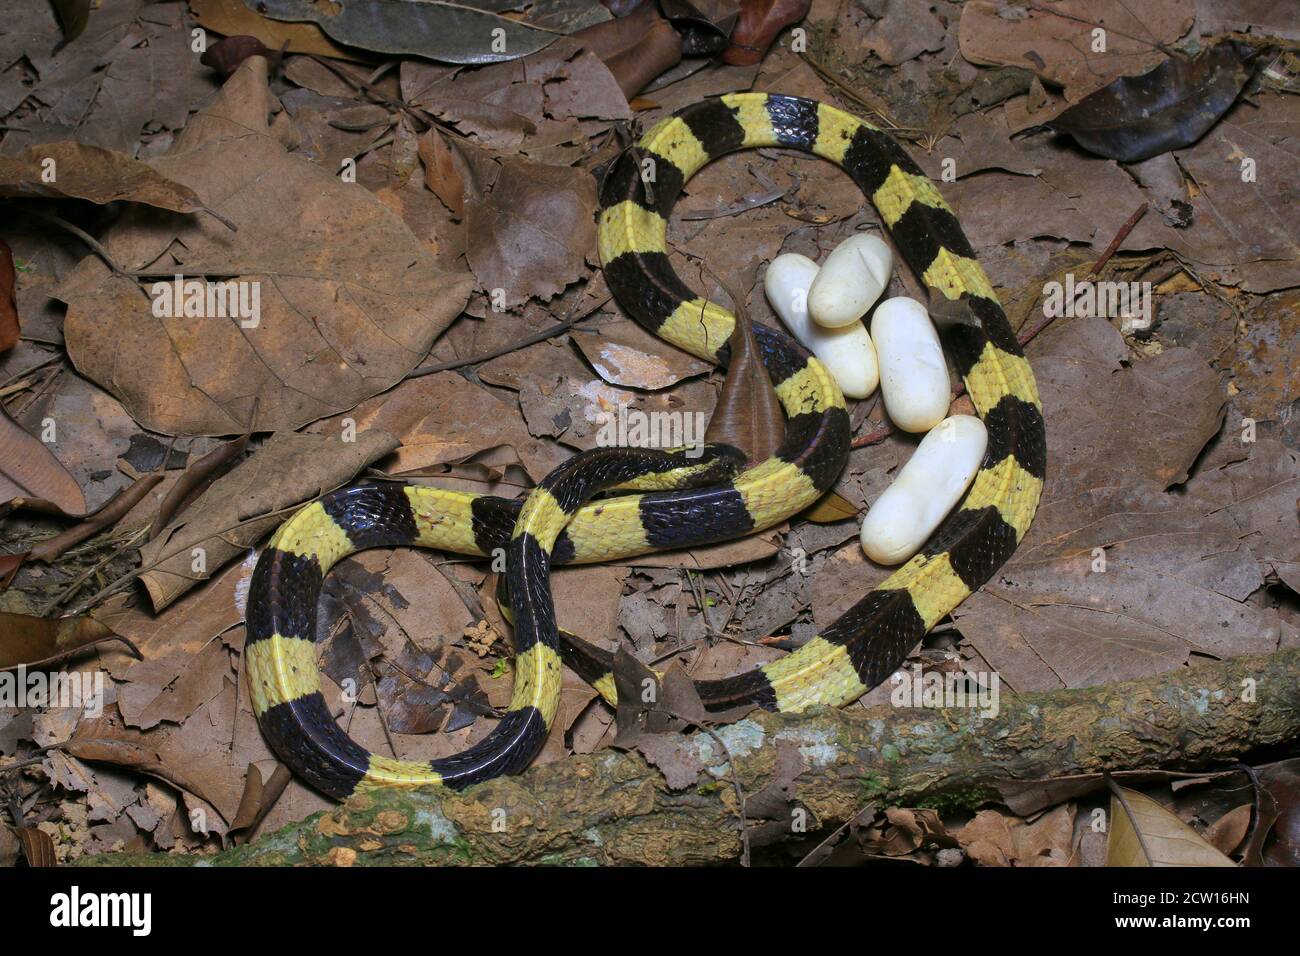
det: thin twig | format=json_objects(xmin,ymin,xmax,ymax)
[
  {"xmin": 405, "ymin": 296, "xmax": 597, "ymax": 379},
  {"xmin": 1090, "ymin": 201, "xmax": 1149, "ymax": 276}
]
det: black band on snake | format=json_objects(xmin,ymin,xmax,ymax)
[{"xmin": 245, "ymin": 93, "xmax": 1046, "ymax": 799}]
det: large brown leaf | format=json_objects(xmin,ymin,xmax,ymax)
[
  {"xmin": 704, "ymin": 288, "xmax": 784, "ymax": 465},
  {"xmin": 55, "ymin": 57, "xmax": 474, "ymax": 436},
  {"xmin": 0, "ymin": 613, "xmax": 128, "ymax": 670},
  {"xmin": 254, "ymin": 0, "xmax": 609, "ymax": 64},
  {"xmin": 190, "ymin": 0, "xmax": 365, "ymax": 60}
]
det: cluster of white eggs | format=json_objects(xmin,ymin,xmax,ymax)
[{"xmin": 764, "ymin": 236, "xmax": 988, "ymax": 565}]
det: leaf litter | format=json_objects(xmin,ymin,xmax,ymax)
[{"xmin": 0, "ymin": 0, "xmax": 1297, "ymax": 866}]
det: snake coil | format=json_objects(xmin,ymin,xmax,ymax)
[{"xmin": 245, "ymin": 94, "xmax": 1045, "ymax": 798}]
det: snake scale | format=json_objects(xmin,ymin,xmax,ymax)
[{"xmin": 245, "ymin": 93, "xmax": 1046, "ymax": 799}]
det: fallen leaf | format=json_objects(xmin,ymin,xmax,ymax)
[
  {"xmin": 139, "ymin": 428, "xmax": 399, "ymax": 611},
  {"xmin": 254, "ymin": 0, "xmax": 609, "ymax": 64},
  {"xmin": 0, "ymin": 144, "xmax": 205, "ymax": 212},
  {"xmin": 854, "ymin": 0, "xmax": 946, "ymax": 67},
  {"xmin": 49, "ymin": 0, "xmax": 90, "ymax": 43},
  {"xmin": 199, "ymin": 35, "xmax": 278, "ymax": 78},
  {"xmin": 1050, "ymin": 42, "xmax": 1259, "ymax": 162},
  {"xmin": 191, "ymin": 0, "xmax": 366, "ymax": 60},
  {"xmin": 0, "ymin": 613, "xmax": 132, "ymax": 671},
  {"xmin": 463, "ymin": 151, "xmax": 599, "ymax": 307},
  {"xmin": 17, "ymin": 826, "xmax": 57, "ymax": 867},
  {"xmin": 572, "ymin": 2, "xmax": 683, "ymax": 97},
  {"xmin": 958, "ymin": 0, "xmax": 1195, "ymax": 102},
  {"xmin": 56, "ymin": 57, "xmax": 474, "ymax": 436},
  {"xmin": 0, "ymin": 405, "xmax": 86, "ymax": 515},
  {"xmin": 1107, "ymin": 784, "xmax": 1236, "ymax": 866},
  {"xmin": 0, "ymin": 239, "xmax": 17, "ymax": 353},
  {"xmin": 417, "ymin": 128, "xmax": 465, "ymax": 218},
  {"xmin": 571, "ymin": 318, "xmax": 710, "ymax": 389},
  {"xmin": 704, "ymin": 279, "xmax": 785, "ymax": 464},
  {"xmin": 1205, "ymin": 804, "xmax": 1253, "ymax": 857},
  {"xmin": 63, "ymin": 731, "xmax": 227, "ymax": 822},
  {"xmin": 801, "ymin": 491, "xmax": 859, "ymax": 523}
]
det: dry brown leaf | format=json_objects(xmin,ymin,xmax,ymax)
[
  {"xmin": 0, "ymin": 239, "xmax": 17, "ymax": 353},
  {"xmin": 1106, "ymin": 785, "xmax": 1236, "ymax": 866},
  {"xmin": 1205, "ymin": 804, "xmax": 1252, "ymax": 856},
  {"xmin": 17, "ymin": 826, "xmax": 58, "ymax": 867},
  {"xmin": 571, "ymin": 318, "xmax": 711, "ymax": 389},
  {"xmin": 463, "ymin": 152, "xmax": 598, "ymax": 307},
  {"xmin": 0, "ymin": 613, "xmax": 131, "ymax": 671},
  {"xmin": 62, "ymin": 732, "xmax": 227, "ymax": 822},
  {"xmin": 55, "ymin": 57, "xmax": 474, "ymax": 436},
  {"xmin": 704, "ymin": 294, "xmax": 785, "ymax": 465},
  {"xmin": 0, "ymin": 405, "xmax": 86, "ymax": 516},
  {"xmin": 116, "ymin": 637, "xmax": 232, "ymax": 731},
  {"xmin": 0, "ymin": 143, "xmax": 205, "ymax": 211},
  {"xmin": 190, "ymin": 0, "xmax": 366, "ymax": 60},
  {"xmin": 139, "ymin": 429, "xmax": 398, "ymax": 611},
  {"xmin": 801, "ymin": 491, "xmax": 859, "ymax": 524},
  {"xmin": 417, "ymin": 128, "xmax": 465, "ymax": 218},
  {"xmin": 958, "ymin": 0, "xmax": 1195, "ymax": 102}
]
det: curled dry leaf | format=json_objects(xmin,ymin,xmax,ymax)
[
  {"xmin": 661, "ymin": 0, "xmax": 740, "ymax": 55},
  {"xmin": 703, "ymin": 289, "xmax": 785, "ymax": 466},
  {"xmin": 572, "ymin": 1, "xmax": 684, "ymax": 97},
  {"xmin": 28, "ymin": 473, "xmax": 163, "ymax": 563},
  {"xmin": 0, "ymin": 406, "xmax": 86, "ymax": 516},
  {"xmin": 200, "ymin": 35, "xmax": 278, "ymax": 78},
  {"xmin": 49, "ymin": 0, "xmax": 90, "ymax": 43},
  {"xmin": 1049, "ymin": 42, "xmax": 1259, "ymax": 163}
]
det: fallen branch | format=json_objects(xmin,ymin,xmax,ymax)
[{"xmin": 80, "ymin": 648, "xmax": 1300, "ymax": 866}]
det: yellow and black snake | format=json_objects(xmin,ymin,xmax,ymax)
[{"xmin": 245, "ymin": 93, "xmax": 1045, "ymax": 799}]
